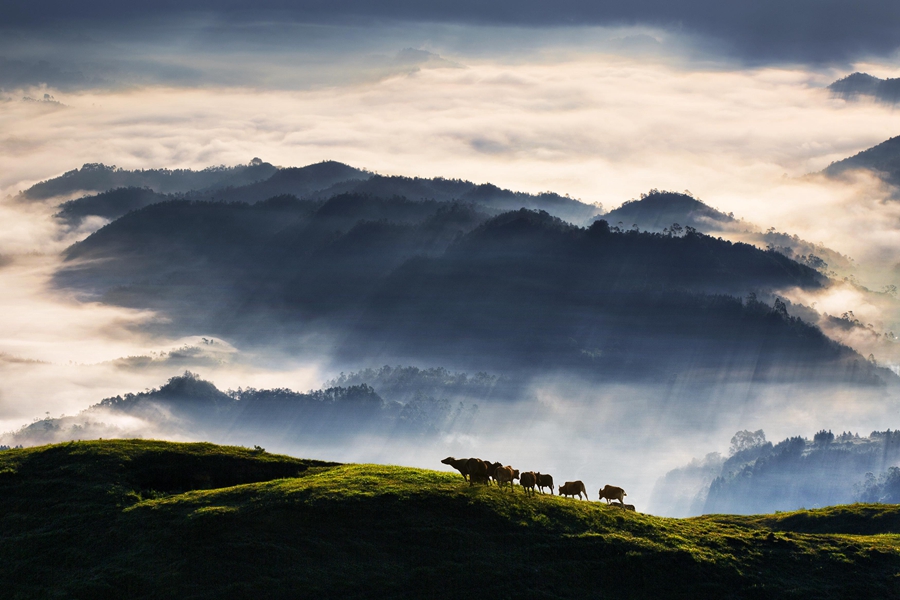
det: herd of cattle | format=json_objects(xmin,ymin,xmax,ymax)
[{"xmin": 441, "ymin": 456, "xmax": 636, "ymax": 511}]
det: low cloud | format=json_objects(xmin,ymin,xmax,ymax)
[{"xmin": 3, "ymin": 43, "xmax": 900, "ymax": 507}]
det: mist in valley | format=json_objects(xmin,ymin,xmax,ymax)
[{"xmin": 6, "ymin": 5, "xmax": 900, "ymax": 519}]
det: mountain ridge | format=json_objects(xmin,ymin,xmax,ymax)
[
  {"xmin": 55, "ymin": 196, "xmax": 891, "ymax": 384},
  {"xmin": 828, "ymin": 72, "xmax": 900, "ymax": 104}
]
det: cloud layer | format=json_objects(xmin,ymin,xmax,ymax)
[{"xmin": 3, "ymin": 39, "xmax": 900, "ymax": 509}]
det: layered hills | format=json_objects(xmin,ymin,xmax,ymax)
[
  {"xmin": 651, "ymin": 428, "xmax": 900, "ymax": 517},
  {"xmin": 1, "ymin": 439, "xmax": 899, "ymax": 598},
  {"xmin": 19, "ymin": 158, "xmax": 279, "ymax": 201},
  {"xmin": 602, "ymin": 190, "xmax": 736, "ymax": 233},
  {"xmin": 2, "ymin": 371, "xmax": 488, "ymax": 447},
  {"xmin": 54, "ymin": 190, "xmax": 886, "ymax": 383},
  {"xmin": 823, "ymin": 134, "xmax": 900, "ymax": 189},
  {"xmin": 25, "ymin": 159, "xmax": 600, "ymax": 227},
  {"xmin": 29, "ymin": 152, "xmax": 900, "ymax": 387}
]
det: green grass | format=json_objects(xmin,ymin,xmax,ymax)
[{"xmin": 2, "ymin": 440, "xmax": 900, "ymax": 599}]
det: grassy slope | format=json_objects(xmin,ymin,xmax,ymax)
[{"xmin": 2, "ymin": 441, "xmax": 899, "ymax": 599}]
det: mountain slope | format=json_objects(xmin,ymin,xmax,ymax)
[
  {"xmin": 1, "ymin": 440, "xmax": 899, "ymax": 599},
  {"xmin": 54, "ymin": 187, "xmax": 172, "ymax": 226},
  {"xmin": 829, "ymin": 72, "xmax": 900, "ymax": 104},
  {"xmin": 49, "ymin": 160, "xmax": 367, "ymax": 227},
  {"xmin": 652, "ymin": 429, "xmax": 900, "ymax": 517},
  {"xmin": 1, "ymin": 371, "xmax": 483, "ymax": 447},
  {"xmin": 40, "ymin": 159, "xmax": 601, "ymax": 228},
  {"xmin": 56, "ymin": 199, "xmax": 890, "ymax": 384},
  {"xmin": 823, "ymin": 134, "xmax": 900, "ymax": 187},
  {"xmin": 19, "ymin": 159, "xmax": 277, "ymax": 200},
  {"xmin": 189, "ymin": 160, "xmax": 371, "ymax": 204},
  {"xmin": 344, "ymin": 211, "xmax": 869, "ymax": 380},
  {"xmin": 600, "ymin": 191, "xmax": 854, "ymax": 278},
  {"xmin": 603, "ymin": 191, "xmax": 736, "ymax": 232}
]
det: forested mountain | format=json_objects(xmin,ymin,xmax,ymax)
[
  {"xmin": 823, "ymin": 134, "xmax": 900, "ymax": 188},
  {"xmin": 180, "ymin": 169, "xmax": 599, "ymax": 224},
  {"xmin": 828, "ymin": 72, "xmax": 900, "ymax": 104},
  {"xmin": 602, "ymin": 191, "xmax": 852, "ymax": 278},
  {"xmin": 36, "ymin": 159, "xmax": 601, "ymax": 227},
  {"xmin": 55, "ymin": 187, "xmax": 172, "ymax": 226},
  {"xmin": 652, "ymin": 428, "xmax": 900, "ymax": 516},
  {"xmin": 48, "ymin": 160, "xmax": 369, "ymax": 226},
  {"xmin": 602, "ymin": 190, "xmax": 736, "ymax": 232},
  {"xmin": 19, "ymin": 158, "xmax": 278, "ymax": 200},
  {"xmin": 55, "ymin": 191, "xmax": 890, "ymax": 384},
  {"xmin": 2, "ymin": 371, "xmax": 481, "ymax": 446},
  {"xmin": 184, "ymin": 160, "xmax": 371, "ymax": 204},
  {"xmin": 325, "ymin": 365, "xmax": 517, "ymax": 404}
]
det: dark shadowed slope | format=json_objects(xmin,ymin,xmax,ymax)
[
  {"xmin": 823, "ymin": 134, "xmax": 900, "ymax": 188},
  {"xmin": 47, "ymin": 160, "xmax": 367, "ymax": 227},
  {"xmin": 189, "ymin": 160, "xmax": 371, "ymax": 204},
  {"xmin": 215, "ymin": 172, "xmax": 601, "ymax": 224},
  {"xmin": 2, "ymin": 440, "xmax": 900, "ymax": 599},
  {"xmin": 599, "ymin": 191, "xmax": 852, "ymax": 278},
  {"xmin": 2, "ymin": 371, "xmax": 483, "ymax": 446},
  {"xmin": 55, "ymin": 195, "xmax": 890, "ymax": 384},
  {"xmin": 345, "ymin": 210, "xmax": 877, "ymax": 381},
  {"xmin": 19, "ymin": 159, "xmax": 278, "ymax": 200},
  {"xmin": 57, "ymin": 195, "xmax": 492, "ymax": 328},
  {"xmin": 829, "ymin": 72, "xmax": 900, "ymax": 104},
  {"xmin": 38, "ymin": 160, "xmax": 600, "ymax": 226},
  {"xmin": 54, "ymin": 187, "xmax": 172, "ymax": 226},
  {"xmin": 602, "ymin": 191, "xmax": 736, "ymax": 232},
  {"xmin": 653, "ymin": 428, "xmax": 900, "ymax": 517}
]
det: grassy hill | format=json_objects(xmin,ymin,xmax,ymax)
[{"xmin": 2, "ymin": 440, "xmax": 900, "ymax": 599}]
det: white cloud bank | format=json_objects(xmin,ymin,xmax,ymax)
[{"xmin": 3, "ymin": 46, "xmax": 900, "ymax": 499}]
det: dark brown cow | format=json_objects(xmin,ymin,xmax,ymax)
[
  {"xmin": 494, "ymin": 466, "xmax": 520, "ymax": 491},
  {"xmin": 441, "ymin": 456, "xmax": 470, "ymax": 481},
  {"xmin": 466, "ymin": 458, "xmax": 489, "ymax": 485},
  {"xmin": 559, "ymin": 480, "xmax": 587, "ymax": 500},
  {"xmin": 598, "ymin": 485, "xmax": 627, "ymax": 504},
  {"xmin": 520, "ymin": 471, "xmax": 537, "ymax": 495},
  {"xmin": 485, "ymin": 461, "xmax": 503, "ymax": 485},
  {"xmin": 535, "ymin": 472, "xmax": 554, "ymax": 495}
]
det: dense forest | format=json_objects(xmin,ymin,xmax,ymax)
[
  {"xmin": 1, "ymin": 371, "xmax": 482, "ymax": 447},
  {"xmin": 652, "ymin": 428, "xmax": 900, "ymax": 516},
  {"xmin": 27, "ymin": 159, "xmax": 600, "ymax": 226},
  {"xmin": 828, "ymin": 72, "xmax": 900, "ymax": 105},
  {"xmin": 822, "ymin": 131, "xmax": 900, "ymax": 190},
  {"xmin": 51, "ymin": 187, "xmax": 887, "ymax": 383},
  {"xmin": 601, "ymin": 190, "xmax": 736, "ymax": 232},
  {"xmin": 19, "ymin": 159, "xmax": 279, "ymax": 200}
]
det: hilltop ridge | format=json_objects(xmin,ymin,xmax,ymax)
[
  {"xmin": 603, "ymin": 190, "xmax": 736, "ymax": 232},
  {"xmin": 1, "ymin": 439, "xmax": 899, "ymax": 598}
]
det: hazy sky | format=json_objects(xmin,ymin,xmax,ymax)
[{"xmin": 3, "ymin": 5, "xmax": 900, "ymax": 495}]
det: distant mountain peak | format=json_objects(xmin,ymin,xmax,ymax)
[
  {"xmin": 268, "ymin": 160, "xmax": 367, "ymax": 184},
  {"xmin": 822, "ymin": 134, "xmax": 900, "ymax": 187},
  {"xmin": 20, "ymin": 159, "xmax": 278, "ymax": 201},
  {"xmin": 602, "ymin": 190, "xmax": 735, "ymax": 232},
  {"xmin": 828, "ymin": 72, "xmax": 900, "ymax": 104}
]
